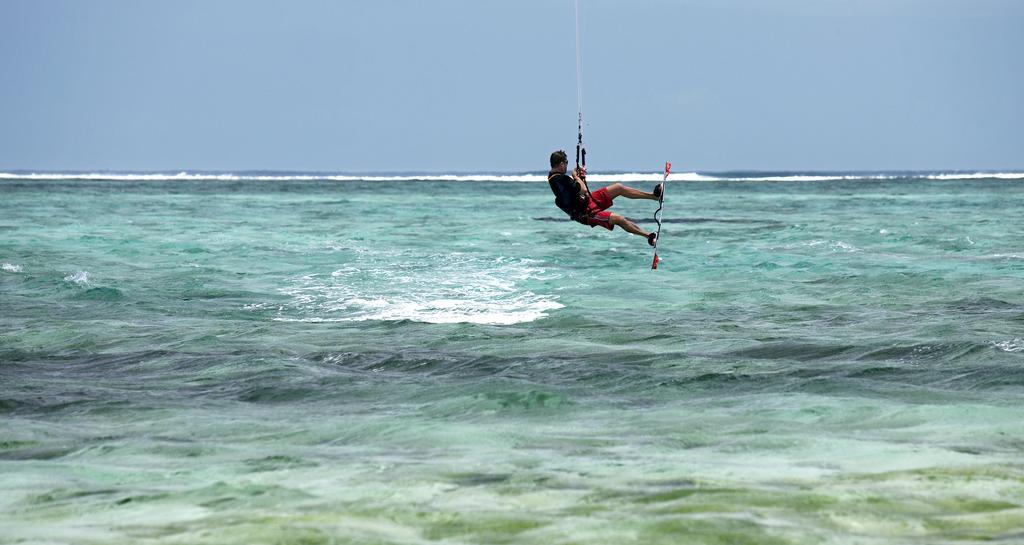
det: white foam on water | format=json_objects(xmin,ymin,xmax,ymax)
[
  {"xmin": 607, "ymin": 171, "xmax": 716, "ymax": 183},
  {"xmin": 778, "ymin": 240, "xmax": 861, "ymax": 253},
  {"xmin": 274, "ymin": 254, "xmax": 562, "ymax": 325},
  {"xmin": 2, "ymin": 263, "xmax": 22, "ymax": 273},
  {"xmin": 736, "ymin": 174, "xmax": 866, "ymax": 182},
  {"xmin": 63, "ymin": 271, "xmax": 90, "ymax": 284},
  {"xmin": 927, "ymin": 172, "xmax": 1024, "ymax": 180},
  {"xmin": 0, "ymin": 171, "xmax": 691, "ymax": 183},
  {"xmin": 993, "ymin": 339, "xmax": 1024, "ymax": 353},
  {"xmin": 0, "ymin": 171, "xmax": 548, "ymax": 182},
  {"xmin": 831, "ymin": 241, "xmax": 861, "ymax": 253},
  {"xmin": 4, "ymin": 171, "xmax": 1022, "ymax": 183},
  {"xmin": 988, "ymin": 253, "xmax": 1024, "ymax": 260},
  {"xmin": 721, "ymin": 172, "xmax": 1024, "ymax": 182}
]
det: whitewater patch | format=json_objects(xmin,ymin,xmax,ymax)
[
  {"xmin": 272, "ymin": 254, "xmax": 562, "ymax": 325},
  {"xmin": 63, "ymin": 271, "xmax": 90, "ymax": 284},
  {"xmin": 0, "ymin": 172, "xmax": 552, "ymax": 183},
  {"xmin": 987, "ymin": 253, "xmax": 1024, "ymax": 260},
  {"xmin": 993, "ymin": 339, "xmax": 1024, "ymax": 353},
  {"xmin": 2, "ymin": 263, "xmax": 22, "ymax": 273},
  {"xmin": 777, "ymin": 240, "xmax": 862, "ymax": 253},
  {"xmin": 0, "ymin": 170, "xmax": 710, "ymax": 183}
]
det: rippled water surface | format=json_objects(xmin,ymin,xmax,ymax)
[{"xmin": 2, "ymin": 175, "xmax": 1023, "ymax": 544}]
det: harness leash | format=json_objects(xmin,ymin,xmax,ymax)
[{"xmin": 576, "ymin": 113, "xmax": 594, "ymax": 211}]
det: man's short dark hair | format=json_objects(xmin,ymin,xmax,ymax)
[{"xmin": 550, "ymin": 150, "xmax": 568, "ymax": 168}]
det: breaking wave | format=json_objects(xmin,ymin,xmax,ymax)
[{"xmin": 2, "ymin": 171, "xmax": 1023, "ymax": 183}]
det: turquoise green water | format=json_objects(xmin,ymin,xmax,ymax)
[{"xmin": 2, "ymin": 175, "xmax": 1023, "ymax": 544}]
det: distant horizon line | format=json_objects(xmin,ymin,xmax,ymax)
[
  {"xmin": 4, "ymin": 169, "xmax": 1024, "ymax": 184},
  {"xmin": 3, "ymin": 167, "xmax": 1023, "ymax": 175}
]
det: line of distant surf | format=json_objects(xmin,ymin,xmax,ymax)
[{"xmin": 2, "ymin": 171, "xmax": 1023, "ymax": 183}]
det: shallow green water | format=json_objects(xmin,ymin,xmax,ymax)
[{"xmin": 2, "ymin": 176, "xmax": 1023, "ymax": 544}]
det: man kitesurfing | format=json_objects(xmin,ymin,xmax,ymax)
[
  {"xmin": 548, "ymin": 0, "xmax": 668, "ymax": 254},
  {"xmin": 546, "ymin": 150, "xmax": 663, "ymax": 246}
]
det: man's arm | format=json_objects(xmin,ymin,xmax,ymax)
[{"xmin": 571, "ymin": 167, "xmax": 588, "ymax": 195}]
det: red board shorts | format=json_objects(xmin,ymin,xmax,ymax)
[{"xmin": 575, "ymin": 187, "xmax": 615, "ymax": 230}]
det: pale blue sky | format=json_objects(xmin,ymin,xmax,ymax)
[{"xmin": 1, "ymin": 0, "xmax": 1021, "ymax": 172}]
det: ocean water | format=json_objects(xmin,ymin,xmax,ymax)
[{"xmin": 2, "ymin": 171, "xmax": 1023, "ymax": 544}]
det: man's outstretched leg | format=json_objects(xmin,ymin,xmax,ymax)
[
  {"xmin": 609, "ymin": 213, "xmax": 657, "ymax": 246},
  {"xmin": 605, "ymin": 182, "xmax": 662, "ymax": 201}
]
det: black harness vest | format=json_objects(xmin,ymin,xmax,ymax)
[{"xmin": 547, "ymin": 171, "xmax": 585, "ymax": 220}]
